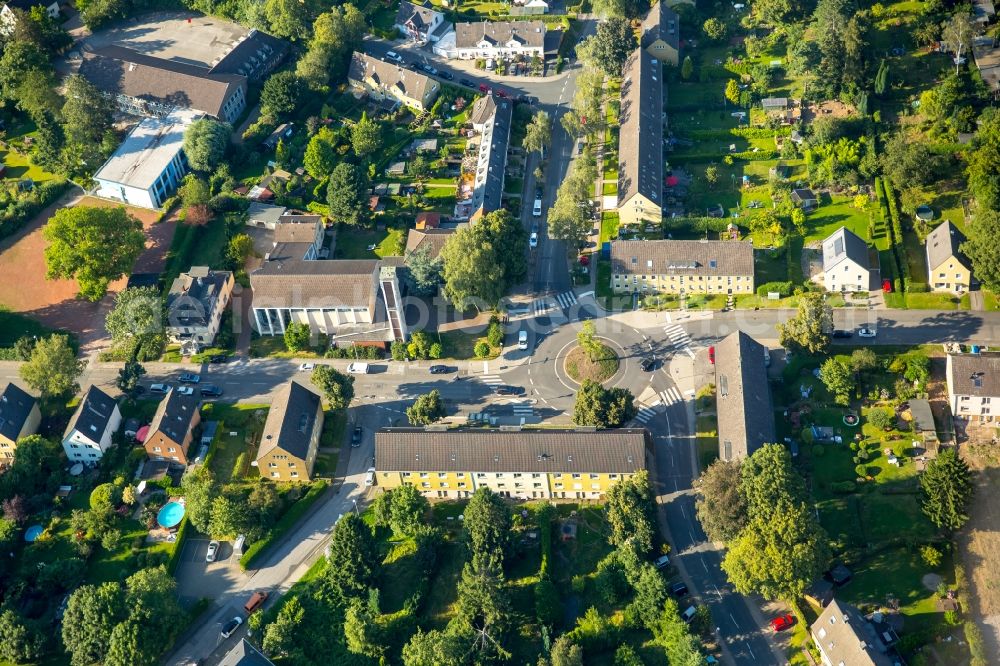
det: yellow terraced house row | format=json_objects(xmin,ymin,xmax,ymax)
[
  {"xmin": 609, "ymin": 239, "xmax": 756, "ymax": 296},
  {"xmin": 374, "ymin": 429, "xmax": 651, "ymax": 500}
]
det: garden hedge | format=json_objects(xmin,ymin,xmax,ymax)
[{"xmin": 240, "ymin": 480, "xmax": 329, "ymax": 570}]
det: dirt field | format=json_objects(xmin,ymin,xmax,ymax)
[
  {"xmin": 0, "ymin": 195, "xmax": 175, "ymax": 352},
  {"xmin": 958, "ymin": 444, "xmax": 1000, "ymax": 656}
]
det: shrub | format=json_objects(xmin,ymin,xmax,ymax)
[
  {"xmin": 830, "ymin": 481, "xmax": 857, "ymax": 493},
  {"xmin": 944, "ymin": 610, "xmax": 961, "ymax": 626},
  {"xmin": 855, "ymin": 464, "xmax": 868, "ymax": 479},
  {"xmin": 920, "ymin": 544, "xmax": 942, "ymax": 567},
  {"xmin": 756, "ymin": 281, "xmax": 794, "ymax": 298},
  {"xmin": 474, "ymin": 341, "xmax": 491, "ymax": 358},
  {"xmin": 812, "ymin": 444, "xmax": 825, "ymax": 457}
]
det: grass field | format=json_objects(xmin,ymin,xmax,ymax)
[
  {"xmin": 334, "ymin": 225, "xmax": 406, "ymax": 259},
  {"xmin": 201, "ymin": 403, "xmax": 269, "ymax": 484},
  {"xmin": 1, "ymin": 148, "xmax": 57, "ymax": 184}
]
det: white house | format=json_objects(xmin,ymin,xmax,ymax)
[
  {"xmin": 394, "ymin": 0, "xmax": 447, "ymax": 43},
  {"xmin": 62, "ymin": 386, "xmax": 122, "ymax": 464},
  {"xmin": 93, "ymin": 109, "xmax": 199, "ymax": 209},
  {"xmin": 0, "ymin": 0, "xmax": 60, "ymax": 35},
  {"xmin": 947, "ymin": 353, "xmax": 1000, "ymax": 423},
  {"xmin": 820, "ymin": 227, "xmax": 872, "ymax": 293},
  {"xmin": 453, "ymin": 21, "xmax": 546, "ymax": 60}
]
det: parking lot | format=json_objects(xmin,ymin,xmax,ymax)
[{"xmin": 176, "ymin": 537, "xmax": 247, "ymax": 604}]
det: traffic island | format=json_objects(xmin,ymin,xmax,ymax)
[{"xmin": 564, "ymin": 343, "xmax": 620, "ymax": 384}]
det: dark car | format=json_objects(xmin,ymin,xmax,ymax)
[
  {"xmin": 535, "ymin": 186, "xmax": 543, "ymax": 200},
  {"xmin": 670, "ymin": 582, "xmax": 689, "ymax": 597},
  {"xmin": 460, "ymin": 78, "xmax": 476, "ymax": 88},
  {"xmin": 221, "ymin": 616, "xmax": 243, "ymax": 639},
  {"xmin": 179, "ymin": 373, "xmax": 201, "ymax": 384},
  {"xmin": 438, "ymin": 70, "xmax": 454, "ymax": 80},
  {"xmin": 429, "ymin": 365, "xmax": 450, "ymax": 374},
  {"xmin": 199, "ymin": 384, "xmax": 223, "ymax": 397},
  {"xmin": 492, "ymin": 385, "xmax": 524, "ymax": 396},
  {"xmin": 209, "ymin": 354, "xmax": 231, "ymax": 363},
  {"xmin": 640, "ymin": 357, "xmax": 656, "ymax": 372},
  {"xmin": 407, "ymin": 61, "xmax": 421, "ymax": 71},
  {"xmin": 831, "ymin": 329, "xmax": 853, "ymax": 338},
  {"xmin": 351, "ymin": 426, "xmax": 363, "ymax": 448}
]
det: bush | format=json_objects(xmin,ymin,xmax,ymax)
[
  {"xmin": 240, "ymin": 481, "xmax": 328, "ymax": 569},
  {"xmin": 167, "ymin": 517, "xmax": 190, "ymax": 574},
  {"xmin": 920, "ymin": 544, "xmax": 942, "ymax": 567},
  {"xmin": 831, "ymin": 480, "xmax": 857, "ymax": 493},
  {"xmin": 812, "ymin": 444, "xmax": 825, "ymax": 457},
  {"xmin": 855, "ymin": 464, "xmax": 868, "ymax": 479},
  {"xmin": 965, "ymin": 620, "xmax": 989, "ymax": 666},
  {"xmin": 756, "ymin": 281, "xmax": 794, "ymax": 298},
  {"xmin": 474, "ymin": 341, "xmax": 491, "ymax": 358}
]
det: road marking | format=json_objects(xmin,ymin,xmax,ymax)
[
  {"xmin": 745, "ymin": 642, "xmax": 755, "ymax": 660},
  {"xmin": 634, "ymin": 406, "xmax": 658, "ymax": 423},
  {"xmin": 702, "ymin": 558, "xmax": 709, "ymax": 572},
  {"xmin": 679, "ymin": 504, "xmax": 686, "ymax": 519},
  {"xmin": 579, "ymin": 290, "xmax": 594, "ymax": 298},
  {"xmin": 660, "ymin": 387, "xmax": 682, "ymax": 406},
  {"xmin": 477, "ymin": 374, "xmax": 504, "ymax": 385},
  {"xmin": 555, "ymin": 291, "xmax": 578, "ymax": 309},
  {"xmin": 533, "ymin": 298, "xmax": 554, "ymax": 315},
  {"xmin": 731, "ymin": 613, "xmax": 739, "ymax": 628}
]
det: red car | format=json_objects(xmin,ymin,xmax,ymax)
[
  {"xmin": 770, "ymin": 614, "xmax": 795, "ymax": 632},
  {"xmin": 579, "ymin": 255, "xmax": 590, "ymax": 266},
  {"xmin": 479, "ymin": 83, "xmax": 490, "ymax": 93},
  {"xmin": 708, "ymin": 346, "xmax": 715, "ymax": 364}
]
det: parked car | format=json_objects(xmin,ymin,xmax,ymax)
[
  {"xmin": 149, "ymin": 383, "xmax": 170, "ymax": 395},
  {"xmin": 460, "ymin": 78, "xmax": 476, "ymax": 88},
  {"xmin": 578, "ymin": 255, "xmax": 590, "ymax": 266},
  {"xmin": 221, "ymin": 616, "xmax": 243, "ymax": 639},
  {"xmin": 429, "ymin": 365, "xmax": 450, "ymax": 374},
  {"xmin": 529, "ymin": 230, "xmax": 538, "ymax": 248},
  {"xmin": 438, "ymin": 70, "xmax": 454, "ymax": 80},
  {"xmin": 384, "ymin": 50, "xmax": 404, "ymax": 64},
  {"xmin": 179, "ymin": 373, "xmax": 200, "ymax": 384},
  {"xmin": 640, "ymin": 357, "xmax": 656, "ymax": 372},
  {"xmin": 206, "ymin": 540, "xmax": 220, "ymax": 562},
  {"xmin": 199, "ymin": 384, "xmax": 223, "ymax": 397},
  {"xmin": 492, "ymin": 385, "xmax": 524, "ymax": 396},
  {"xmin": 533, "ymin": 198, "xmax": 542, "ymax": 217},
  {"xmin": 654, "ymin": 554, "xmax": 670, "ymax": 569},
  {"xmin": 831, "ymin": 329, "xmax": 853, "ymax": 339},
  {"xmin": 421, "ymin": 63, "xmax": 438, "ymax": 75},
  {"xmin": 299, "ymin": 362, "xmax": 315, "ymax": 371},
  {"xmin": 518, "ymin": 330, "xmax": 529, "ymax": 350},
  {"xmin": 176, "ymin": 386, "xmax": 195, "ymax": 396},
  {"xmin": 670, "ymin": 582, "xmax": 689, "ymax": 597},
  {"xmin": 708, "ymin": 346, "xmax": 715, "ymax": 364},
  {"xmin": 209, "ymin": 354, "xmax": 231, "ymax": 363},
  {"xmin": 770, "ymin": 614, "xmax": 795, "ymax": 632},
  {"xmin": 407, "ymin": 61, "xmax": 421, "ymax": 71},
  {"xmin": 347, "ymin": 362, "xmax": 370, "ymax": 374},
  {"xmin": 681, "ymin": 606, "xmax": 697, "ymax": 623},
  {"xmin": 244, "ymin": 591, "xmax": 269, "ymax": 614},
  {"xmin": 364, "ymin": 468, "xmax": 376, "ymax": 486},
  {"xmin": 857, "ymin": 327, "xmax": 877, "ymax": 338},
  {"xmin": 351, "ymin": 425, "xmax": 363, "ymax": 448},
  {"xmin": 479, "ymin": 83, "xmax": 490, "ymax": 93}
]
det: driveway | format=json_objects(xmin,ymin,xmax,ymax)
[{"xmin": 176, "ymin": 537, "xmax": 248, "ymax": 603}]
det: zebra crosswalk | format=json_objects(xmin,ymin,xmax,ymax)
[
  {"xmin": 533, "ymin": 291, "xmax": 578, "ymax": 315},
  {"xmin": 554, "ymin": 291, "xmax": 578, "ymax": 309},
  {"xmin": 511, "ymin": 401, "xmax": 535, "ymax": 416},
  {"xmin": 634, "ymin": 403, "xmax": 660, "ymax": 424},
  {"xmin": 477, "ymin": 374, "xmax": 504, "ymax": 385},
  {"xmin": 659, "ymin": 387, "xmax": 683, "ymax": 406},
  {"xmin": 663, "ymin": 323, "xmax": 696, "ymax": 358}
]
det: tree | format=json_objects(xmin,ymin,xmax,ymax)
[
  {"xmin": 523, "ymin": 110, "xmax": 552, "ymax": 155},
  {"xmin": 725, "ymin": 79, "xmax": 740, "ymax": 105},
  {"xmin": 327, "ymin": 513, "xmax": 379, "ymax": 599},
  {"xmin": 739, "ymin": 444, "xmax": 808, "ymax": 519},
  {"xmin": 615, "ymin": 644, "xmax": 644, "ymax": 666},
  {"xmin": 283, "ymin": 321, "xmax": 311, "ymax": 352},
  {"xmin": 577, "ymin": 320, "xmax": 602, "ymax": 359},
  {"xmin": 680, "ymin": 55, "xmax": 694, "ymax": 80},
  {"xmin": 116, "ymin": 358, "xmax": 146, "ymax": 397},
  {"xmin": 402, "ymin": 628, "xmax": 467, "ymax": 666},
  {"xmin": 627, "ymin": 564, "xmax": 669, "ymax": 630},
  {"xmin": 181, "ymin": 467, "xmax": 219, "ymax": 535},
  {"xmin": 703, "ymin": 17, "xmax": 727, "ymax": 41},
  {"xmin": 464, "ymin": 487, "xmax": 511, "ymax": 562},
  {"xmin": 183, "ymin": 119, "xmax": 230, "ymax": 172},
  {"xmin": 106, "ymin": 286, "xmax": 164, "ymax": 358},
  {"xmin": 407, "ymin": 390, "xmax": 446, "ymax": 425},
  {"xmin": 351, "ymin": 112, "xmax": 383, "ymax": 157},
  {"xmin": 43, "ymin": 206, "xmax": 145, "ymax": 301},
  {"xmin": 226, "ymin": 233, "xmax": 256, "ymax": 269},
  {"xmin": 550, "ymin": 636, "xmax": 583, "ymax": 666},
  {"xmin": 62, "ymin": 583, "xmax": 127, "ymax": 666},
  {"xmin": 327, "ymin": 161, "xmax": 369, "ymax": 226},
  {"xmin": 440, "ymin": 225, "xmax": 505, "ymax": 309},
  {"xmin": 454, "ymin": 553, "xmax": 513, "ymax": 660},
  {"xmin": 850, "ymin": 348, "xmax": 878, "ymax": 372},
  {"xmin": 921, "ymin": 448, "xmax": 973, "ymax": 532},
  {"xmin": 942, "ymin": 12, "xmax": 973, "ymax": 74},
  {"xmin": 61, "ymin": 74, "xmax": 114, "ymax": 174},
  {"xmin": 312, "ymin": 365, "xmax": 355, "ymax": 410},
  {"xmin": 344, "ymin": 599, "xmax": 387, "ymax": 658},
  {"xmin": 777, "ymin": 293, "xmax": 833, "ymax": 355},
  {"xmin": 261, "ymin": 71, "xmax": 305, "ymax": 116},
  {"xmin": 591, "ymin": 0, "xmax": 645, "ymax": 19},
  {"xmin": 303, "ymin": 127, "xmax": 338, "ymax": 179},
  {"xmin": 20, "ymin": 334, "xmax": 84, "ymax": 397},
  {"xmin": 695, "ymin": 460, "xmax": 747, "ymax": 544},
  {"xmin": 573, "ymin": 380, "xmax": 636, "ymax": 428},
  {"xmin": 262, "ymin": 596, "xmax": 306, "ymax": 659},
  {"xmin": 874, "ymin": 59, "xmax": 890, "ymax": 96},
  {"xmin": 405, "ymin": 246, "xmax": 444, "ymax": 296},
  {"xmin": 586, "ymin": 18, "xmax": 635, "ymax": 76},
  {"xmin": 0, "ymin": 610, "xmax": 41, "ymax": 664},
  {"xmin": 0, "ymin": 435, "xmax": 62, "ymax": 500},
  {"xmin": 209, "ymin": 493, "xmax": 249, "ymax": 538},
  {"xmin": 388, "ymin": 484, "xmax": 430, "ymax": 536},
  {"xmin": 866, "ymin": 407, "xmax": 894, "ymax": 430},
  {"xmin": 819, "ymin": 358, "xmax": 854, "ymax": 405},
  {"xmin": 961, "ymin": 210, "xmax": 1000, "ymax": 291},
  {"xmin": 264, "ymin": 0, "xmax": 313, "ymax": 40},
  {"xmin": 90, "ymin": 482, "xmax": 119, "ymax": 514},
  {"xmin": 605, "ymin": 471, "xmax": 655, "ymax": 555},
  {"xmin": 296, "ymin": 5, "xmax": 367, "ymax": 89},
  {"xmin": 2, "ymin": 496, "xmax": 28, "ymax": 525}
]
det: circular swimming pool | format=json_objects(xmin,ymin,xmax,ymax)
[
  {"xmin": 157, "ymin": 501, "xmax": 186, "ymax": 528},
  {"xmin": 24, "ymin": 525, "xmax": 43, "ymax": 542}
]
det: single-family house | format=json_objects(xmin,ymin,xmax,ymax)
[
  {"xmin": 255, "ymin": 381, "xmax": 323, "ymax": 482},
  {"xmin": 453, "ymin": 21, "xmax": 546, "ymax": 60},
  {"xmin": 974, "ymin": 0, "xmax": 996, "ymax": 24},
  {"xmin": 820, "ymin": 227, "xmax": 872, "ymax": 293},
  {"xmin": 609, "ymin": 240, "xmax": 755, "ymax": 295},
  {"xmin": 715, "ymin": 332, "xmax": 775, "ymax": 461},
  {"xmin": 219, "ymin": 639, "xmax": 275, "ymax": 666},
  {"xmin": 640, "ymin": 1, "xmax": 680, "ymax": 66},
  {"xmin": 810, "ymin": 599, "xmax": 894, "ymax": 666},
  {"xmin": 347, "ymin": 52, "xmax": 440, "ymax": 112},
  {"xmin": 973, "ymin": 35, "xmax": 1000, "ymax": 96},
  {"xmin": 93, "ymin": 109, "xmax": 199, "ymax": 209},
  {"xmin": 617, "ymin": 48, "xmax": 664, "ymax": 227},
  {"xmin": 0, "ymin": 383, "xmax": 40, "ymax": 464},
  {"xmin": 791, "ymin": 187, "xmax": 818, "ymax": 210},
  {"xmin": 62, "ymin": 386, "xmax": 122, "ymax": 464},
  {"xmin": 144, "ymin": 389, "xmax": 201, "ymax": 466},
  {"xmin": 415, "ymin": 212, "xmax": 441, "ymax": 229},
  {"xmin": 165, "ymin": 267, "xmax": 235, "ymax": 347},
  {"xmin": 925, "ymin": 220, "xmax": 974, "ymax": 294},
  {"xmin": 375, "ymin": 428, "xmax": 651, "ymax": 499},
  {"xmin": 0, "ymin": 0, "xmax": 59, "ymax": 33},
  {"xmin": 395, "ymin": 0, "xmax": 447, "ymax": 43},
  {"xmin": 947, "ymin": 353, "xmax": 1000, "ymax": 423}
]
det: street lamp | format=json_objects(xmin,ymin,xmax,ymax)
[{"xmin": 352, "ymin": 498, "xmax": 359, "ymax": 516}]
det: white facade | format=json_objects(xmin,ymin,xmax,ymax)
[
  {"xmin": 63, "ymin": 404, "xmax": 122, "ymax": 463},
  {"xmin": 253, "ymin": 306, "xmax": 374, "ymax": 335},
  {"xmin": 0, "ymin": 1, "xmax": 59, "ymax": 35},
  {"xmin": 455, "ymin": 37, "xmax": 544, "ymax": 60},
  {"xmin": 947, "ymin": 354, "xmax": 999, "ymax": 423},
  {"xmin": 823, "ymin": 257, "xmax": 869, "ymax": 293}
]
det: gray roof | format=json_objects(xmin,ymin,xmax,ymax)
[
  {"xmin": 376, "ymin": 428, "xmax": 650, "ymax": 474},
  {"xmin": 250, "ymin": 250, "xmax": 380, "ymax": 311},
  {"xmin": 257, "ymin": 381, "xmax": 322, "ymax": 461},
  {"xmin": 247, "ymin": 202, "xmax": 286, "ymax": 226},
  {"xmin": 641, "ymin": 1, "xmax": 679, "ymax": 51},
  {"xmin": 811, "ymin": 599, "xmax": 893, "ymax": 666},
  {"xmin": 618, "ymin": 48, "xmax": 663, "ymax": 209},
  {"xmin": 348, "ymin": 52, "xmax": 439, "ymax": 104},
  {"xmin": 210, "ymin": 29, "xmax": 288, "ymax": 81},
  {"xmin": 822, "ymin": 227, "xmax": 869, "ymax": 272},
  {"xmin": 93, "ymin": 109, "xmax": 199, "ymax": 190},
  {"xmin": 609, "ymin": 240, "xmax": 754, "ymax": 277},
  {"xmin": 64, "ymin": 385, "xmax": 118, "ymax": 442},
  {"xmin": 948, "ymin": 353, "xmax": 1000, "ymax": 396},
  {"xmin": 149, "ymin": 389, "xmax": 200, "ymax": 445},
  {"xmin": 395, "ymin": 0, "xmax": 442, "ymax": 30},
  {"xmin": 454, "ymin": 21, "xmax": 546, "ymax": 49},
  {"xmin": 405, "ymin": 228, "xmax": 454, "ymax": 259},
  {"xmin": 469, "ymin": 92, "xmax": 498, "ymax": 127},
  {"xmin": 218, "ymin": 639, "xmax": 275, "ymax": 666},
  {"xmin": 761, "ymin": 97, "xmax": 789, "ymax": 109},
  {"xmin": 167, "ymin": 267, "xmax": 232, "ymax": 329},
  {"xmin": 0, "ymin": 383, "xmax": 37, "ymax": 443},
  {"xmin": 79, "ymin": 46, "xmax": 246, "ymax": 119},
  {"xmin": 925, "ymin": 220, "xmax": 971, "ymax": 272},
  {"xmin": 469, "ymin": 93, "xmax": 513, "ymax": 216},
  {"xmin": 908, "ymin": 399, "xmax": 936, "ymax": 434},
  {"xmin": 715, "ymin": 332, "xmax": 774, "ymax": 461}
]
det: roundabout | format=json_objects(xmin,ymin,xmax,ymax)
[{"xmin": 564, "ymin": 343, "xmax": 620, "ymax": 383}]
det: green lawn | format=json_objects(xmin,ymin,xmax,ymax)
[
  {"xmin": 334, "ymin": 226, "xmax": 406, "ymax": 259},
  {"xmin": 201, "ymin": 403, "xmax": 269, "ymax": 484},
  {"xmin": 0, "ymin": 308, "xmax": 61, "ymax": 348},
  {"xmin": 436, "ymin": 329, "xmax": 499, "ymax": 360},
  {"xmin": 802, "ymin": 194, "xmax": 873, "ymax": 246},
  {"xmin": 904, "ymin": 292, "xmax": 964, "ymax": 310},
  {"xmin": 1, "ymin": 148, "xmax": 57, "ymax": 184},
  {"xmin": 162, "ymin": 217, "xmax": 228, "ymax": 290},
  {"xmin": 248, "ymin": 334, "xmax": 327, "ymax": 358},
  {"xmin": 599, "ymin": 212, "xmax": 620, "ymax": 244}
]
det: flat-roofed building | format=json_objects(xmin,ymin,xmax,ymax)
[
  {"xmin": 609, "ymin": 239, "xmax": 754, "ymax": 295},
  {"xmin": 375, "ymin": 428, "xmax": 651, "ymax": 500},
  {"xmin": 617, "ymin": 48, "xmax": 664, "ymax": 226},
  {"xmin": 93, "ymin": 109, "xmax": 199, "ymax": 209}
]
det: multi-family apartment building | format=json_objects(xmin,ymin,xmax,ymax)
[{"xmin": 609, "ymin": 240, "xmax": 755, "ymax": 295}]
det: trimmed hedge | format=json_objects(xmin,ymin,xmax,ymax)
[
  {"xmin": 663, "ymin": 216, "xmax": 734, "ymax": 233},
  {"xmin": 0, "ymin": 179, "xmax": 72, "ymax": 241},
  {"xmin": 166, "ymin": 517, "xmax": 190, "ymax": 574},
  {"xmin": 240, "ymin": 480, "xmax": 329, "ymax": 570},
  {"xmin": 756, "ymin": 281, "xmax": 794, "ymax": 297},
  {"xmin": 671, "ymin": 149, "xmax": 779, "ymax": 163},
  {"xmin": 685, "ymin": 127, "xmax": 790, "ymax": 140}
]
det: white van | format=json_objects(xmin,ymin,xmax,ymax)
[
  {"xmin": 347, "ymin": 362, "xmax": 369, "ymax": 374},
  {"xmin": 364, "ymin": 468, "xmax": 376, "ymax": 486},
  {"xmin": 517, "ymin": 330, "xmax": 528, "ymax": 350},
  {"xmin": 384, "ymin": 51, "xmax": 403, "ymax": 64},
  {"xmin": 532, "ymin": 198, "xmax": 542, "ymax": 217}
]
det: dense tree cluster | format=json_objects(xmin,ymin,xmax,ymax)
[
  {"xmin": 441, "ymin": 210, "xmax": 527, "ymax": 309},
  {"xmin": 573, "ymin": 379, "xmax": 637, "ymax": 428}
]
